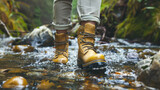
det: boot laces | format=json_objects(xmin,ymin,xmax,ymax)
[
  {"xmin": 54, "ymin": 41, "xmax": 68, "ymax": 58},
  {"xmin": 80, "ymin": 32, "xmax": 96, "ymax": 53},
  {"xmin": 55, "ymin": 49, "xmax": 68, "ymax": 58}
]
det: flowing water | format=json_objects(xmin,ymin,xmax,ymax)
[{"xmin": 0, "ymin": 37, "xmax": 160, "ymax": 89}]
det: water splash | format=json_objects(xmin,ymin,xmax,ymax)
[{"xmin": 0, "ymin": 37, "xmax": 160, "ymax": 89}]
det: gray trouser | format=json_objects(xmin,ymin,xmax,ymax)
[{"xmin": 52, "ymin": 0, "xmax": 102, "ymax": 30}]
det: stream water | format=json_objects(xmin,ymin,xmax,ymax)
[{"xmin": 0, "ymin": 37, "xmax": 160, "ymax": 89}]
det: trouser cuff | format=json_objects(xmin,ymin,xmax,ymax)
[
  {"xmin": 80, "ymin": 15, "xmax": 100, "ymax": 25},
  {"xmin": 52, "ymin": 22, "xmax": 72, "ymax": 30}
]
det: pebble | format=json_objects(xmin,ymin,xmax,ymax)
[
  {"xmin": 2, "ymin": 76, "xmax": 28, "ymax": 88},
  {"xmin": 37, "ymin": 80, "xmax": 55, "ymax": 90},
  {"xmin": 26, "ymin": 72, "xmax": 47, "ymax": 77},
  {"xmin": 12, "ymin": 45, "xmax": 34, "ymax": 52}
]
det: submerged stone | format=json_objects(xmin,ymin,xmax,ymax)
[
  {"xmin": 37, "ymin": 80, "xmax": 55, "ymax": 90},
  {"xmin": 80, "ymin": 80, "xmax": 100, "ymax": 90},
  {"xmin": 26, "ymin": 72, "xmax": 47, "ymax": 77},
  {"xmin": 57, "ymin": 72, "xmax": 85, "ymax": 80},
  {"xmin": 12, "ymin": 45, "xmax": 35, "ymax": 53},
  {"xmin": 8, "ymin": 68, "xmax": 28, "ymax": 74},
  {"xmin": 2, "ymin": 76, "xmax": 28, "ymax": 88},
  {"xmin": 0, "ymin": 69, "xmax": 9, "ymax": 73},
  {"xmin": 57, "ymin": 72, "xmax": 77, "ymax": 80}
]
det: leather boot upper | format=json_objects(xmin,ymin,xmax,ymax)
[
  {"xmin": 77, "ymin": 23, "xmax": 105, "ymax": 63},
  {"xmin": 52, "ymin": 33, "xmax": 68, "ymax": 64}
]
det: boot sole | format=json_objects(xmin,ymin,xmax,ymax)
[{"xmin": 77, "ymin": 59, "xmax": 106, "ymax": 70}]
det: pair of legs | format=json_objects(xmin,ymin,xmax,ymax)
[
  {"xmin": 53, "ymin": 0, "xmax": 101, "ymax": 31},
  {"xmin": 52, "ymin": 0, "xmax": 106, "ymax": 69}
]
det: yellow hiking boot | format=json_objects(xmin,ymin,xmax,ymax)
[
  {"xmin": 77, "ymin": 23, "xmax": 106, "ymax": 69},
  {"xmin": 52, "ymin": 33, "xmax": 68, "ymax": 64}
]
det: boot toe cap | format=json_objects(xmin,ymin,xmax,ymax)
[
  {"xmin": 87, "ymin": 54, "xmax": 105, "ymax": 62},
  {"xmin": 52, "ymin": 56, "xmax": 68, "ymax": 64}
]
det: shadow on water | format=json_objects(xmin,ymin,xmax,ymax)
[{"xmin": 0, "ymin": 37, "xmax": 160, "ymax": 89}]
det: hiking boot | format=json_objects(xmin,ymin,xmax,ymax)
[
  {"xmin": 77, "ymin": 23, "xmax": 106, "ymax": 69},
  {"xmin": 52, "ymin": 33, "xmax": 68, "ymax": 64}
]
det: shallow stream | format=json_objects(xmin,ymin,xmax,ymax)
[{"xmin": 0, "ymin": 37, "xmax": 160, "ymax": 89}]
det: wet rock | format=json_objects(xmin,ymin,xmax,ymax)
[
  {"xmin": 57, "ymin": 72, "xmax": 85, "ymax": 80},
  {"xmin": 96, "ymin": 45, "xmax": 118, "ymax": 53},
  {"xmin": 0, "ymin": 73, "xmax": 5, "ymax": 77},
  {"xmin": 0, "ymin": 69, "xmax": 9, "ymax": 73},
  {"xmin": 2, "ymin": 76, "xmax": 28, "ymax": 89},
  {"xmin": 31, "ymin": 68, "xmax": 47, "ymax": 72},
  {"xmin": 37, "ymin": 80, "xmax": 55, "ymax": 90},
  {"xmin": 12, "ymin": 25, "xmax": 54, "ymax": 47},
  {"xmin": 139, "ymin": 50, "xmax": 155, "ymax": 59},
  {"xmin": 12, "ymin": 45, "xmax": 35, "ymax": 53},
  {"xmin": 50, "ymin": 77, "xmax": 59, "ymax": 81},
  {"xmin": 8, "ymin": 68, "xmax": 28, "ymax": 74},
  {"xmin": 137, "ymin": 51, "xmax": 160, "ymax": 88},
  {"xmin": 26, "ymin": 72, "xmax": 47, "ymax": 77},
  {"xmin": 12, "ymin": 45, "xmax": 21, "ymax": 52},
  {"xmin": 57, "ymin": 72, "xmax": 77, "ymax": 80},
  {"xmin": 80, "ymin": 80, "xmax": 100, "ymax": 90}
]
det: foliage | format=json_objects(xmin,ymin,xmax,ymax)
[
  {"xmin": 0, "ymin": 0, "xmax": 27, "ymax": 36},
  {"xmin": 100, "ymin": 0, "xmax": 160, "ymax": 44},
  {"xmin": 101, "ymin": 0, "xmax": 118, "ymax": 12},
  {"xmin": 0, "ymin": 0, "xmax": 53, "ymax": 36},
  {"xmin": 15, "ymin": 0, "xmax": 53, "ymax": 31},
  {"xmin": 115, "ymin": 0, "xmax": 160, "ymax": 44},
  {"xmin": 100, "ymin": 0, "xmax": 125, "ymax": 37}
]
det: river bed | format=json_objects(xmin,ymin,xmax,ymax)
[{"xmin": 0, "ymin": 37, "xmax": 159, "ymax": 89}]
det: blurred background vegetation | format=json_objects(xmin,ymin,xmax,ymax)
[
  {"xmin": 0, "ymin": 0, "xmax": 160, "ymax": 44},
  {"xmin": 100, "ymin": 0, "xmax": 160, "ymax": 44},
  {"xmin": 0, "ymin": 0, "xmax": 53, "ymax": 36}
]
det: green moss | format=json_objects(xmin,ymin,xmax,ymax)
[{"xmin": 115, "ymin": 0, "xmax": 160, "ymax": 44}]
